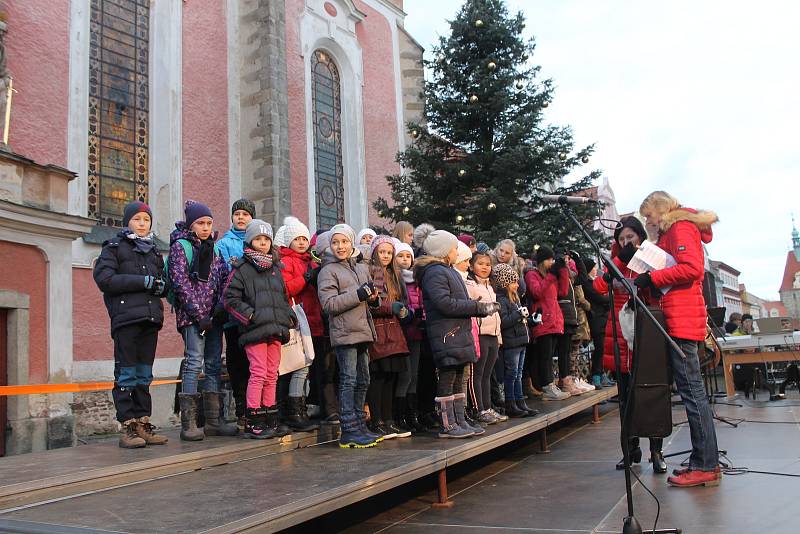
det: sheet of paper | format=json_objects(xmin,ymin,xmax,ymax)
[{"xmin": 627, "ymin": 241, "xmax": 677, "ymax": 294}]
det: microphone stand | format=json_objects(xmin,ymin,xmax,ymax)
[{"xmin": 555, "ymin": 199, "xmax": 681, "ymax": 534}]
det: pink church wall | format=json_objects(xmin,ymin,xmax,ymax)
[
  {"xmin": 72, "ymin": 268, "xmax": 184, "ymax": 362},
  {"xmin": 4, "ymin": 3, "xmax": 70, "ymax": 168},
  {"xmin": 353, "ymin": 0, "xmax": 400, "ymax": 225},
  {"xmin": 181, "ymin": 1, "xmax": 231, "ymax": 228}
]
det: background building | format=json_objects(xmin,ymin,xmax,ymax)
[{"xmin": 779, "ymin": 223, "xmax": 800, "ymax": 319}]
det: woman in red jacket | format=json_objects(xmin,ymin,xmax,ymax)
[
  {"xmin": 638, "ymin": 191, "xmax": 720, "ymax": 488},
  {"xmin": 525, "ymin": 245, "xmax": 571, "ymax": 401},
  {"xmin": 593, "ymin": 216, "xmax": 665, "ymax": 473}
]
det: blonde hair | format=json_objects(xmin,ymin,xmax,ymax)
[
  {"xmin": 392, "ymin": 221, "xmax": 414, "ymax": 241},
  {"xmin": 640, "ymin": 191, "xmax": 680, "ymax": 217}
]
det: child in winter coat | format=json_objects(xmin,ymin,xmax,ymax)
[
  {"xmin": 466, "ymin": 250, "xmax": 506, "ymax": 425},
  {"xmin": 169, "ymin": 200, "xmax": 238, "ymax": 441},
  {"xmin": 277, "ymin": 216, "xmax": 321, "ymax": 432},
  {"xmin": 569, "ymin": 257, "xmax": 595, "ymax": 393},
  {"xmin": 365, "ymin": 235, "xmax": 411, "ymax": 439},
  {"xmin": 317, "ymin": 224, "xmax": 382, "ymax": 448},
  {"xmin": 492, "ymin": 263, "xmax": 537, "ymax": 418},
  {"xmin": 94, "ymin": 201, "xmax": 169, "ymax": 448},
  {"xmin": 525, "ymin": 245, "xmax": 571, "ymax": 402},
  {"xmin": 414, "ymin": 229, "xmax": 497, "ymax": 439},
  {"xmin": 216, "ymin": 198, "xmax": 255, "ymax": 427},
  {"xmin": 394, "ymin": 242, "xmax": 426, "ymax": 433},
  {"xmin": 555, "ymin": 257, "xmax": 594, "ymax": 396},
  {"xmin": 224, "ymin": 220, "xmax": 296, "ymax": 439}
]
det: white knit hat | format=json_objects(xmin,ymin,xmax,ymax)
[
  {"xmin": 423, "ymin": 229, "xmax": 458, "ymax": 259},
  {"xmin": 282, "ymin": 216, "xmax": 310, "ymax": 247},
  {"xmin": 273, "ymin": 225, "xmax": 286, "ymax": 248},
  {"xmin": 455, "ymin": 241, "xmax": 473, "ymax": 264},
  {"xmin": 356, "ymin": 228, "xmax": 377, "ymax": 244},
  {"xmin": 395, "ymin": 242, "xmax": 414, "ymax": 260}
]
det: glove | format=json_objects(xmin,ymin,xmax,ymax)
[
  {"xmin": 149, "ymin": 277, "xmax": 166, "ymax": 296},
  {"xmin": 477, "ymin": 301, "xmax": 501, "ymax": 317},
  {"xmin": 356, "ymin": 282, "xmax": 376, "ymax": 302},
  {"xmin": 391, "ymin": 301, "xmax": 409, "ymax": 319},
  {"xmin": 550, "ymin": 257, "xmax": 567, "ymax": 274},
  {"xmin": 602, "ymin": 271, "xmax": 613, "ymax": 283},
  {"xmin": 568, "ymin": 249, "xmax": 581, "ymax": 260},
  {"xmin": 197, "ymin": 316, "xmax": 213, "ymax": 334},
  {"xmin": 618, "ymin": 243, "xmax": 637, "ymax": 264},
  {"xmin": 414, "ymin": 307, "xmax": 424, "ymax": 319},
  {"xmin": 633, "ymin": 272, "xmax": 653, "ymax": 289},
  {"xmin": 304, "ymin": 266, "xmax": 321, "ymax": 286},
  {"xmin": 143, "ymin": 275, "xmax": 155, "ymax": 289},
  {"xmin": 518, "ymin": 306, "xmax": 529, "ymax": 318}
]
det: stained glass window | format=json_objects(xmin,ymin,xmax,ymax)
[
  {"xmin": 311, "ymin": 50, "xmax": 345, "ymax": 229},
  {"xmin": 88, "ymin": 0, "xmax": 149, "ymax": 226}
]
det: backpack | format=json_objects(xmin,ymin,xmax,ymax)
[{"xmin": 164, "ymin": 238, "xmax": 221, "ymax": 306}]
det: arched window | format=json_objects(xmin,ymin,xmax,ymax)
[
  {"xmin": 311, "ymin": 50, "xmax": 345, "ymax": 229},
  {"xmin": 88, "ymin": 0, "xmax": 149, "ymax": 226}
]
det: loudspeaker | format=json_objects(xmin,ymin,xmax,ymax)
[{"xmin": 628, "ymin": 305, "xmax": 673, "ymax": 438}]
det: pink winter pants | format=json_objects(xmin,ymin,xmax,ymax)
[{"xmin": 244, "ymin": 340, "xmax": 281, "ymax": 408}]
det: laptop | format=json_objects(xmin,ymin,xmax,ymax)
[{"xmin": 754, "ymin": 317, "xmax": 794, "ymax": 334}]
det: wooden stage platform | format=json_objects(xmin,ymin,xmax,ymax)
[{"xmin": 0, "ymin": 387, "xmax": 616, "ymax": 533}]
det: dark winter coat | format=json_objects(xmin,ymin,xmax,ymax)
[
  {"xmin": 368, "ymin": 266, "xmax": 409, "ymax": 360},
  {"xmin": 496, "ymin": 291, "xmax": 529, "ymax": 349},
  {"xmin": 525, "ymin": 267, "xmax": 569, "ymax": 339},
  {"xmin": 558, "ymin": 279, "xmax": 579, "ymax": 334},
  {"xmin": 93, "ymin": 232, "xmax": 165, "ymax": 334},
  {"xmin": 414, "ymin": 256, "xmax": 481, "ymax": 368},
  {"xmin": 280, "ymin": 246, "xmax": 324, "ymax": 337},
  {"xmin": 317, "ymin": 252, "xmax": 377, "ymax": 347},
  {"xmin": 649, "ymin": 208, "xmax": 718, "ymax": 341},
  {"xmin": 223, "ymin": 253, "xmax": 296, "ymax": 347},
  {"xmin": 580, "ymin": 273, "xmax": 610, "ymax": 337},
  {"xmin": 168, "ymin": 223, "xmax": 228, "ymax": 329}
]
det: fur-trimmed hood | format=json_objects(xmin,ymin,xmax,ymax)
[
  {"xmin": 413, "ymin": 254, "xmax": 448, "ymax": 285},
  {"xmin": 659, "ymin": 207, "xmax": 718, "ymax": 243}
]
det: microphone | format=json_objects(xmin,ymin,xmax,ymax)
[{"xmin": 541, "ymin": 194, "xmax": 598, "ymax": 205}]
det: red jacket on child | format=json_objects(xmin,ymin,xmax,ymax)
[
  {"xmin": 279, "ymin": 246, "xmax": 324, "ymax": 337},
  {"xmin": 525, "ymin": 266, "xmax": 569, "ymax": 339}
]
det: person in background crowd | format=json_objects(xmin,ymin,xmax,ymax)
[
  {"xmin": 216, "ymin": 198, "xmax": 255, "ymax": 428},
  {"xmin": 554, "ymin": 253, "xmax": 584, "ymax": 396},
  {"xmin": 458, "ymin": 234, "xmax": 478, "ymax": 253},
  {"xmin": 724, "ymin": 312, "xmax": 742, "ymax": 335},
  {"xmin": 579, "ymin": 256, "xmax": 613, "ymax": 388},
  {"xmin": 94, "ymin": 201, "xmax": 169, "ymax": 448},
  {"xmin": 638, "ymin": 191, "xmax": 720, "ymax": 487},
  {"xmin": 568, "ymin": 256, "xmax": 595, "ymax": 393},
  {"xmin": 415, "ymin": 230, "xmax": 498, "ymax": 438},
  {"xmin": 277, "ymin": 216, "xmax": 321, "ymax": 432},
  {"xmin": 170, "ymin": 200, "xmax": 238, "ymax": 441},
  {"xmin": 492, "ymin": 239, "xmax": 527, "ymax": 297},
  {"xmin": 224, "ymin": 220, "xmax": 295, "ymax": 439},
  {"xmin": 525, "ymin": 245, "xmax": 571, "ymax": 401},
  {"xmin": 412, "ymin": 223, "xmax": 435, "ymax": 257},
  {"xmin": 593, "ymin": 215, "xmax": 665, "ymax": 473},
  {"xmin": 493, "ymin": 263, "xmax": 537, "ymax": 418},
  {"xmin": 732, "ymin": 313, "xmax": 752, "ymax": 336},
  {"xmin": 392, "ymin": 221, "xmax": 415, "ymax": 246},
  {"xmin": 366, "ymin": 235, "xmax": 411, "ymax": 439},
  {"xmin": 317, "ymin": 224, "xmax": 382, "ymax": 448},
  {"xmin": 357, "ymin": 228, "xmax": 377, "ymax": 247},
  {"xmin": 395, "ymin": 242, "xmax": 426, "ymax": 433}
]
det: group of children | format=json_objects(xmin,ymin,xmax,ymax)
[{"xmin": 94, "ymin": 198, "xmax": 614, "ymax": 450}]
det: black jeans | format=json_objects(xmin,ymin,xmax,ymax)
[
  {"xmin": 556, "ymin": 333, "xmax": 572, "ymax": 380},
  {"xmin": 474, "ymin": 336, "xmax": 499, "ymax": 411},
  {"xmin": 224, "ymin": 326, "xmax": 249, "ymax": 418},
  {"xmin": 311, "ymin": 336, "xmax": 339, "ymax": 417},
  {"xmin": 437, "ymin": 364, "xmax": 465, "ymax": 397},
  {"xmin": 367, "ymin": 366, "xmax": 397, "ymax": 422},
  {"xmin": 533, "ymin": 334, "xmax": 557, "ymax": 388},
  {"xmin": 112, "ymin": 323, "xmax": 159, "ymax": 423}
]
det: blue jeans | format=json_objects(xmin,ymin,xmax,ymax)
[
  {"xmin": 180, "ymin": 323, "xmax": 223, "ymax": 394},
  {"xmin": 289, "ymin": 366, "xmax": 310, "ymax": 397},
  {"xmin": 502, "ymin": 346, "xmax": 526, "ymax": 401},
  {"xmin": 335, "ymin": 343, "xmax": 370, "ymax": 419},
  {"xmin": 670, "ymin": 338, "xmax": 719, "ymax": 471}
]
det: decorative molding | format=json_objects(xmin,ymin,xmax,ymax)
[
  {"xmin": 0, "ymin": 200, "xmax": 96, "ymax": 241},
  {"xmin": 66, "ymin": 0, "xmax": 90, "ymax": 219}
]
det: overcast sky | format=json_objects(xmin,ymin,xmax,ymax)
[{"xmin": 403, "ymin": 0, "xmax": 800, "ymax": 301}]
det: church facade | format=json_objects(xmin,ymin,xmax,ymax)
[
  {"xmin": 778, "ymin": 223, "xmax": 800, "ymax": 320},
  {"xmin": 0, "ymin": 0, "xmax": 423, "ymax": 454}
]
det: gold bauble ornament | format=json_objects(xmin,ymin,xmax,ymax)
[
  {"xmin": 469, "ymin": 94, "xmax": 479, "ymax": 104},
  {"xmin": 455, "ymin": 215, "xmax": 464, "ymax": 223},
  {"xmin": 559, "ymin": 153, "xmax": 567, "ymax": 161},
  {"xmin": 542, "ymin": 100, "xmax": 550, "ymax": 108},
  {"xmin": 581, "ymin": 156, "xmax": 589, "ymax": 164},
  {"xmin": 488, "ymin": 202, "xmax": 497, "ymax": 211},
  {"xmin": 475, "ymin": 19, "xmax": 484, "ymax": 28},
  {"xmin": 487, "ymin": 61, "xmax": 497, "ymax": 71},
  {"xmin": 410, "ymin": 129, "xmax": 419, "ymax": 138},
  {"xmin": 458, "ymin": 169, "xmax": 467, "ymax": 177},
  {"xmin": 402, "ymin": 206, "xmax": 410, "ymax": 215}
]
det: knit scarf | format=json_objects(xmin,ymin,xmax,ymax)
[
  {"xmin": 244, "ymin": 247, "xmax": 273, "ymax": 270},
  {"xmin": 401, "ymin": 268, "xmax": 414, "ymax": 284},
  {"xmin": 195, "ymin": 238, "xmax": 215, "ymax": 282},
  {"xmin": 126, "ymin": 232, "xmax": 156, "ymax": 254}
]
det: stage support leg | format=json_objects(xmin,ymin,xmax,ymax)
[
  {"xmin": 539, "ymin": 428, "xmax": 551, "ymax": 453},
  {"xmin": 592, "ymin": 404, "xmax": 601, "ymax": 424},
  {"xmin": 431, "ymin": 468, "xmax": 454, "ymax": 509}
]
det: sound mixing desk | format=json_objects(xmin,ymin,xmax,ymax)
[{"xmin": 717, "ymin": 331, "xmax": 800, "ymax": 398}]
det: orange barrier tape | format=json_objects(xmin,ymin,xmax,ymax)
[{"xmin": 0, "ymin": 379, "xmax": 181, "ymax": 396}]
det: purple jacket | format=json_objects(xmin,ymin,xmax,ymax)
[{"xmin": 168, "ymin": 222, "xmax": 228, "ymax": 329}]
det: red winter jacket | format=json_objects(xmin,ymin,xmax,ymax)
[
  {"xmin": 593, "ymin": 243, "xmax": 653, "ymax": 373},
  {"xmin": 649, "ymin": 207, "xmax": 718, "ymax": 341},
  {"xmin": 279, "ymin": 246, "xmax": 324, "ymax": 337},
  {"xmin": 525, "ymin": 266, "xmax": 569, "ymax": 339}
]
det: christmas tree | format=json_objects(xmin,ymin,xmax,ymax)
[{"xmin": 374, "ymin": 0, "xmax": 608, "ymax": 256}]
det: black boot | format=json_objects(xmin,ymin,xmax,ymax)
[
  {"xmin": 393, "ymin": 397, "xmax": 412, "ymax": 432},
  {"xmin": 515, "ymin": 398, "xmax": 539, "ymax": 417},
  {"xmin": 504, "ymin": 399, "xmax": 525, "ymax": 418},
  {"xmin": 405, "ymin": 394, "xmax": 426, "ymax": 433},
  {"xmin": 244, "ymin": 407, "xmax": 274, "ymax": 439},
  {"xmin": 616, "ymin": 445, "xmax": 643, "ymax": 470},
  {"xmin": 265, "ymin": 405, "xmax": 291, "ymax": 437},
  {"xmin": 650, "ymin": 450, "xmax": 667, "ymax": 473},
  {"xmin": 285, "ymin": 396, "xmax": 318, "ymax": 432}
]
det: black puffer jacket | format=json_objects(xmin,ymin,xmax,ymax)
[
  {"xmin": 558, "ymin": 280, "xmax": 578, "ymax": 334},
  {"xmin": 224, "ymin": 253, "xmax": 296, "ymax": 347},
  {"xmin": 496, "ymin": 292, "xmax": 529, "ymax": 349},
  {"xmin": 93, "ymin": 232, "xmax": 165, "ymax": 334},
  {"xmin": 414, "ymin": 256, "xmax": 481, "ymax": 368}
]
